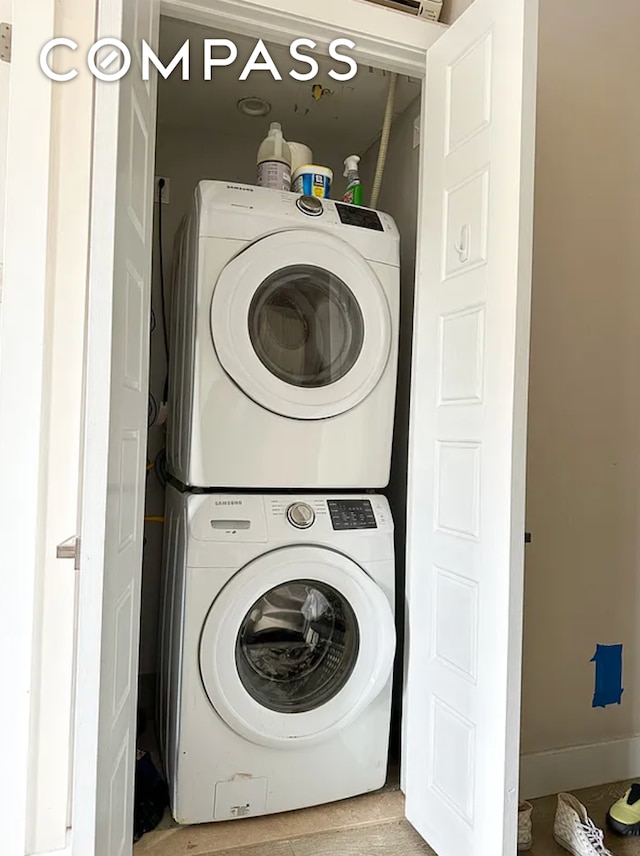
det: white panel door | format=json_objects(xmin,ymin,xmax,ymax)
[
  {"xmin": 404, "ymin": 1, "xmax": 538, "ymax": 854},
  {"xmin": 73, "ymin": 3, "xmax": 159, "ymax": 855}
]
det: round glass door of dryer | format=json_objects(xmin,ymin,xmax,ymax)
[
  {"xmin": 199, "ymin": 546, "xmax": 395, "ymax": 748},
  {"xmin": 247, "ymin": 265, "xmax": 364, "ymax": 390},
  {"xmin": 210, "ymin": 230, "xmax": 392, "ymax": 420}
]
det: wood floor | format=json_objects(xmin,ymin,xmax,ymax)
[
  {"xmin": 134, "ymin": 777, "xmax": 640, "ymax": 855},
  {"xmin": 133, "ymin": 778, "xmax": 408, "ymax": 856},
  {"xmin": 139, "ymin": 819, "xmax": 434, "ymax": 856},
  {"xmin": 528, "ymin": 778, "xmax": 640, "ymax": 855}
]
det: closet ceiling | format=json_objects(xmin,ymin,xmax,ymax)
[{"xmin": 157, "ymin": 17, "xmax": 420, "ymax": 154}]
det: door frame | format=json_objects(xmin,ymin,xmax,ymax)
[
  {"xmin": 0, "ymin": 2, "xmax": 57, "ymax": 855},
  {"xmin": 161, "ymin": 0, "xmax": 445, "ymax": 74},
  {"xmin": 71, "ymin": 2, "xmax": 439, "ymax": 852}
]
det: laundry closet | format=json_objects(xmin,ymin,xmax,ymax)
[
  {"xmin": 66, "ymin": 1, "xmax": 541, "ymax": 854},
  {"xmin": 139, "ymin": 13, "xmax": 421, "ymax": 830}
]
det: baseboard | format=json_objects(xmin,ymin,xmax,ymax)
[{"xmin": 520, "ymin": 735, "xmax": 640, "ymax": 800}]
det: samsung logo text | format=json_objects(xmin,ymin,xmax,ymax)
[{"xmin": 40, "ymin": 37, "xmax": 358, "ymax": 83}]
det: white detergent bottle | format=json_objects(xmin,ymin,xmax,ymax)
[{"xmin": 257, "ymin": 122, "xmax": 292, "ymax": 191}]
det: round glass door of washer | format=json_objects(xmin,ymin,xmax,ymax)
[
  {"xmin": 199, "ymin": 546, "xmax": 396, "ymax": 748},
  {"xmin": 236, "ymin": 579, "xmax": 359, "ymax": 714}
]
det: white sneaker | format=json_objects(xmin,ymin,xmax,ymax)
[
  {"xmin": 554, "ymin": 793, "xmax": 613, "ymax": 856},
  {"xmin": 518, "ymin": 801, "xmax": 533, "ymax": 850}
]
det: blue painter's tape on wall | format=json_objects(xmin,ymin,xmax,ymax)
[{"xmin": 590, "ymin": 644, "xmax": 623, "ymax": 708}]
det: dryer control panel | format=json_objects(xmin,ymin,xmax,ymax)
[
  {"xmin": 195, "ymin": 181, "xmax": 400, "ymax": 267},
  {"xmin": 334, "ymin": 204, "xmax": 383, "ymax": 232}
]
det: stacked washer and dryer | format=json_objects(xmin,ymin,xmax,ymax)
[{"xmin": 158, "ymin": 181, "xmax": 401, "ymax": 824}]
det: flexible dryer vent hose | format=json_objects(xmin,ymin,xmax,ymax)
[{"xmin": 369, "ymin": 72, "xmax": 398, "ymax": 210}]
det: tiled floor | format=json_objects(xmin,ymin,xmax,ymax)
[{"xmin": 135, "ymin": 777, "xmax": 640, "ymax": 856}]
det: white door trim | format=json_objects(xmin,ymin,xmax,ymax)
[
  {"xmin": 72, "ymin": 2, "xmax": 160, "ymax": 853},
  {"xmin": 160, "ymin": 0, "xmax": 441, "ymax": 76},
  {"xmin": 0, "ymin": 3, "xmax": 56, "ymax": 855}
]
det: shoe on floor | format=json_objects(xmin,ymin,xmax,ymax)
[
  {"xmin": 518, "ymin": 801, "xmax": 533, "ymax": 850},
  {"xmin": 554, "ymin": 792, "xmax": 613, "ymax": 855},
  {"xmin": 606, "ymin": 782, "xmax": 640, "ymax": 836}
]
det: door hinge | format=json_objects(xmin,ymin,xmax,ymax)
[
  {"xmin": 0, "ymin": 24, "xmax": 12, "ymax": 64},
  {"xmin": 57, "ymin": 535, "xmax": 81, "ymax": 571}
]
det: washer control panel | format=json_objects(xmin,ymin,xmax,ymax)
[
  {"xmin": 286, "ymin": 501, "xmax": 316, "ymax": 529},
  {"xmin": 327, "ymin": 499, "xmax": 377, "ymax": 530},
  {"xmin": 268, "ymin": 495, "xmax": 391, "ymax": 535}
]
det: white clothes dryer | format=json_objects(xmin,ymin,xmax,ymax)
[
  {"xmin": 166, "ymin": 181, "xmax": 400, "ymax": 489},
  {"xmin": 157, "ymin": 485, "xmax": 396, "ymax": 825}
]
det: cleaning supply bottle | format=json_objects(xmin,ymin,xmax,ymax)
[
  {"xmin": 288, "ymin": 142, "xmax": 313, "ymax": 175},
  {"xmin": 342, "ymin": 155, "xmax": 363, "ymax": 206},
  {"xmin": 257, "ymin": 122, "xmax": 292, "ymax": 191}
]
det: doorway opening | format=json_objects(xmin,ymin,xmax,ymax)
[{"xmin": 136, "ymin": 14, "xmax": 423, "ymax": 850}]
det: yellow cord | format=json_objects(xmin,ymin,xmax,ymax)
[{"xmin": 144, "ymin": 516, "xmax": 165, "ymax": 523}]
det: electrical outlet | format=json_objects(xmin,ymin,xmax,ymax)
[
  {"xmin": 155, "ymin": 176, "xmax": 171, "ymax": 204},
  {"xmin": 413, "ymin": 115, "xmax": 421, "ymax": 149}
]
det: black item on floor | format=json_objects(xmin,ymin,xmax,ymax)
[{"xmin": 133, "ymin": 750, "xmax": 168, "ymax": 843}]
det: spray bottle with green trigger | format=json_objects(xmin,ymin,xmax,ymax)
[{"xmin": 342, "ymin": 155, "xmax": 363, "ymax": 206}]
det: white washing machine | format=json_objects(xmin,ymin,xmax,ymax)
[
  {"xmin": 166, "ymin": 181, "xmax": 400, "ymax": 489},
  {"xmin": 157, "ymin": 485, "xmax": 396, "ymax": 825}
]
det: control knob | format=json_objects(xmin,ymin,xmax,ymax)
[
  {"xmin": 296, "ymin": 195, "xmax": 323, "ymax": 216},
  {"xmin": 286, "ymin": 502, "xmax": 315, "ymax": 529}
]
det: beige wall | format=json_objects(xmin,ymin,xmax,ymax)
[{"xmin": 521, "ymin": 0, "xmax": 640, "ymax": 754}]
